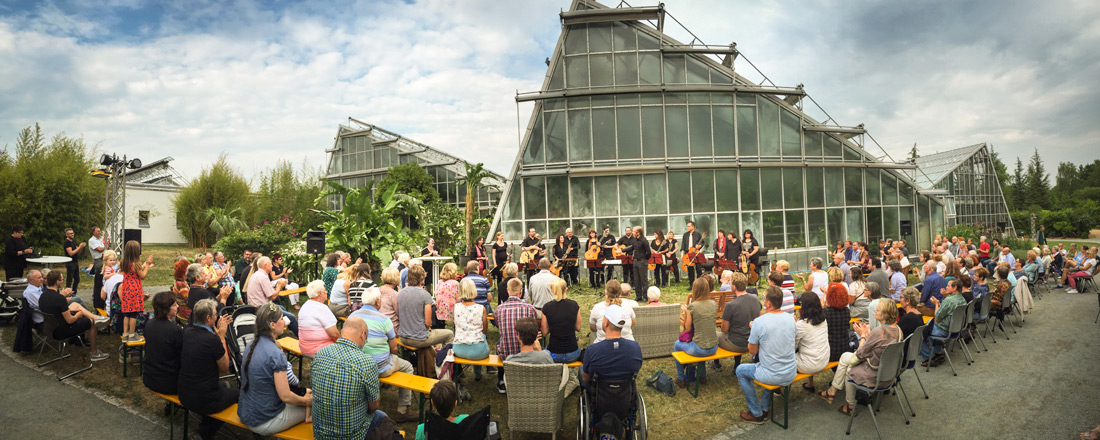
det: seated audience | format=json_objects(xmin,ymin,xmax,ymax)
[
  {"xmin": 736, "ymin": 286, "xmax": 797, "ymax": 424},
  {"xmin": 590, "ymin": 280, "xmax": 635, "ymax": 343},
  {"xmin": 327, "ymin": 262, "xmax": 358, "ymax": 317},
  {"xmin": 919, "ymin": 261, "xmax": 946, "ymax": 313},
  {"xmin": 415, "ymin": 381, "xmax": 467, "ymax": 440},
  {"xmin": 795, "ymin": 257, "xmax": 828, "ymax": 301},
  {"xmin": 396, "ymin": 265, "xmax": 454, "ymax": 349},
  {"xmin": 433, "ymin": 263, "xmax": 459, "ymax": 326},
  {"xmin": 1065, "ymin": 249, "xmax": 1097, "ymax": 294},
  {"xmin": 352, "ymin": 286, "xmax": 418, "ymax": 422},
  {"xmin": 298, "ymin": 280, "xmax": 339, "ymax": 357},
  {"xmin": 674, "ymin": 278, "xmax": 719, "ymax": 387},
  {"xmin": 498, "ymin": 262, "xmax": 520, "ymax": 305},
  {"xmin": 897, "ymin": 287, "xmax": 924, "ymax": 338},
  {"xmin": 171, "ymin": 257, "xmax": 192, "ymax": 322},
  {"xmin": 506, "ymin": 317, "xmax": 553, "ymax": 364},
  {"xmin": 144, "ymin": 291, "xmax": 183, "ymax": 395},
  {"xmin": 246, "ymin": 256, "xmax": 299, "ymax": 336},
  {"xmin": 238, "ymin": 302, "xmax": 312, "ymax": 435},
  {"xmin": 767, "ymin": 270, "xmax": 795, "ymax": 315},
  {"xmin": 494, "ymin": 278, "xmax": 538, "ymax": 394},
  {"xmin": 345, "ymin": 263, "xmax": 376, "ymax": 313},
  {"xmin": 321, "ymin": 253, "xmax": 340, "ymax": 294},
  {"xmin": 817, "ymin": 299, "xmax": 901, "ymax": 416},
  {"xmin": 39, "ymin": 270, "xmax": 109, "ymax": 361},
  {"xmin": 463, "ymin": 261, "xmax": 493, "ymax": 315},
  {"xmin": 185, "ymin": 263, "xmax": 232, "ymax": 323},
  {"xmin": 377, "ymin": 267, "xmax": 401, "ymax": 331},
  {"xmin": 527, "ymin": 259, "xmax": 556, "ymax": 309},
  {"xmin": 719, "ymin": 270, "xmax": 733, "ymax": 292},
  {"xmin": 794, "ymin": 292, "xmax": 830, "ymax": 383},
  {"xmin": 581, "ymin": 304, "xmax": 643, "ymax": 389},
  {"xmin": 452, "ymin": 278, "xmax": 490, "ymax": 381},
  {"xmin": 848, "ymin": 267, "xmax": 868, "ymax": 310},
  {"xmin": 646, "ymin": 286, "xmax": 667, "ymax": 306},
  {"xmin": 312, "ymin": 317, "xmax": 400, "ymax": 440},
  {"xmin": 863, "ymin": 282, "xmax": 884, "ymax": 330},
  {"xmin": 179, "ymin": 299, "xmax": 238, "ymax": 440},
  {"xmin": 921, "ymin": 279, "xmax": 966, "ymax": 367},
  {"xmin": 541, "ymin": 278, "xmax": 582, "ymax": 363},
  {"xmin": 715, "ymin": 272, "xmax": 761, "ymax": 371},
  {"xmin": 23, "ymin": 269, "xmax": 45, "ymax": 325},
  {"xmin": 887, "ymin": 259, "xmax": 906, "ymax": 301}
]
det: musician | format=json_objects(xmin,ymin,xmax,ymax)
[
  {"xmin": 552, "ymin": 234, "xmax": 570, "ymax": 286},
  {"xmin": 617, "ymin": 227, "xmax": 635, "ymax": 285},
  {"xmin": 520, "ymin": 228, "xmax": 541, "ymax": 280},
  {"xmin": 421, "ymin": 238, "xmax": 441, "ymax": 290},
  {"xmin": 629, "ymin": 226, "xmax": 651, "ymax": 302},
  {"xmin": 741, "ymin": 229, "xmax": 761, "ymax": 273},
  {"xmin": 682, "ymin": 221, "xmax": 706, "ymax": 286},
  {"xmin": 586, "ymin": 229, "xmax": 604, "ymax": 289},
  {"xmin": 490, "ymin": 231, "xmax": 510, "ymax": 286},
  {"xmin": 468, "ymin": 236, "xmax": 488, "ymax": 276},
  {"xmin": 714, "ymin": 229, "xmax": 728, "ymax": 264},
  {"xmin": 666, "ymin": 230, "xmax": 681, "ymax": 284},
  {"xmin": 650, "ymin": 230, "xmax": 670, "ymax": 288},
  {"xmin": 726, "ymin": 231, "xmax": 743, "ymax": 264},
  {"xmin": 599, "ymin": 227, "xmax": 617, "ymax": 280},
  {"xmin": 563, "ymin": 228, "xmax": 581, "ymax": 286}
]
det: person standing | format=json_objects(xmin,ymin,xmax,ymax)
[
  {"xmin": 490, "ymin": 231, "xmax": 510, "ymax": 287},
  {"xmin": 563, "ymin": 228, "xmax": 581, "ymax": 286},
  {"xmin": 4, "ymin": 224, "xmax": 31, "ymax": 281},
  {"xmin": 586, "ymin": 229, "xmax": 603, "ymax": 289},
  {"xmin": 420, "ymin": 238, "xmax": 441, "ymax": 291},
  {"xmin": 119, "ymin": 240, "xmax": 154, "ymax": 343},
  {"xmin": 87, "ymin": 226, "xmax": 107, "ymax": 309},
  {"xmin": 682, "ymin": 222, "xmax": 704, "ymax": 287},
  {"xmin": 599, "ymin": 226, "xmax": 617, "ymax": 282},
  {"xmin": 650, "ymin": 231, "xmax": 669, "ymax": 288},
  {"xmin": 666, "ymin": 229, "xmax": 680, "ymax": 284},
  {"xmin": 1036, "ymin": 225, "xmax": 1047, "ymax": 247},
  {"xmin": 233, "ymin": 249, "xmax": 253, "ymax": 292},
  {"xmin": 63, "ymin": 228, "xmax": 86, "ymax": 292},
  {"xmin": 630, "ymin": 226, "xmax": 651, "ymax": 303},
  {"xmin": 617, "ymin": 227, "xmax": 634, "ymax": 285}
]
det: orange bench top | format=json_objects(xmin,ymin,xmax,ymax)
[
  {"xmin": 671, "ymin": 347, "xmax": 745, "ymax": 364},
  {"xmin": 209, "ymin": 403, "xmax": 248, "ymax": 429},
  {"xmin": 379, "ymin": 371, "xmax": 437, "ymax": 396},
  {"xmin": 275, "ymin": 423, "xmax": 403, "ymax": 440},
  {"xmin": 454, "ymin": 354, "xmax": 504, "ymax": 367},
  {"xmin": 755, "ymin": 361, "xmax": 840, "ymax": 390},
  {"xmin": 279, "ymin": 286, "xmax": 307, "ymax": 297},
  {"xmin": 277, "ymin": 337, "xmax": 302, "ymax": 356},
  {"xmin": 152, "ymin": 392, "xmax": 181, "ymax": 405}
]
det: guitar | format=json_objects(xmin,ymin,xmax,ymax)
[
  {"xmin": 680, "ymin": 232, "xmax": 708, "ymax": 272},
  {"xmin": 611, "ymin": 244, "xmax": 626, "ymax": 258},
  {"xmin": 739, "ymin": 252, "xmax": 758, "ymax": 284},
  {"xmin": 519, "ymin": 247, "xmax": 539, "ymax": 264},
  {"xmin": 585, "ymin": 242, "xmax": 600, "ymax": 260},
  {"xmin": 550, "ymin": 244, "xmax": 574, "ymax": 276}
]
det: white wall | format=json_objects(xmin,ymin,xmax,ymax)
[{"xmin": 124, "ymin": 184, "xmax": 186, "ymax": 245}]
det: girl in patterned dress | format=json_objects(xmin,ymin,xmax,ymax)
[{"xmin": 120, "ymin": 240, "xmax": 154, "ymax": 342}]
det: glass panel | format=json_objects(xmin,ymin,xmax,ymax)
[
  {"xmin": 622, "ymin": 217, "xmax": 644, "ymax": 235},
  {"xmin": 693, "ymin": 214, "xmax": 715, "ymax": 240},
  {"xmin": 572, "ymin": 219, "xmax": 595, "ymax": 237},
  {"xmin": 639, "ymin": 52, "xmax": 661, "ymax": 85},
  {"xmin": 783, "ymin": 168, "xmax": 803, "ymax": 209},
  {"xmin": 865, "ymin": 169, "xmax": 881, "ymax": 205},
  {"xmin": 592, "ymin": 95, "xmax": 614, "ymax": 107},
  {"xmin": 883, "ymin": 206, "xmax": 899, "ymax": 240},
  {"xmin": 590, "ymin": 54, "xmax": 613, "ymax": 87},
  {"xmin": 882, "ymin": 172, "xmax": 898, "ymax": 205},
  {"xmin": 867, "ymin": 206, "xmax": 883, "ymax": 244},
  {"xmin": 569, "ymin": 176, "xmax": 593, "ymax": 218},
  {"xmin": 844, "ymin": 146, "xmax": 861, "ymax": 161},
  {"xmin": 760, "ymin": 168, "xmax": 782, "ymax": 210},
  {"xmin": 521, "ymin": 114, "xmax": 543, "ymax": 164},
  {"xmin": 717, "ymin": 213, "xmax": 740, "ymax": 237},
  {"xmin": 504, "ymin": 181, "xmax": 521, "ymax": 220},
  {"xmin": 736, "ymin": 105, "xmax": 758, "ymax": 156},
  {"xmin": 786, "ymin": 211, "xmax": 806, "ymax": 248},
  {"xmin": 568, "ymin": 97, "xmax": 589, "ymax": 109},
  {"xmin": 568, "ymin": 109, "xmax": 592, "ymax": 162},
  {"xmin": 826, "ymin": 208, "xmax": 844, "ymax": 246},
  {"xmin": 898, "ymin": 181, "xmax": 913, "ymax": 205},
  {"xmin": 686, "ymin": 58, "xmax": 708, "ymax": 83},
  {"xmin": 844, "ymin": 168, "xmax": 863, "ymax": 206},
  {"xmin": 592, "ymin": 108, "xmax": 616, "ymax": 161},
  {"xmin": 736, "ymin": 94, "xmax": 756, "ymax": 105},
  {"xmin": 668, "ymin": 215, "xmax": 689, "ymax": 239},
  {"xmin": 846, "ymin": 207, "xmax": 864, "ymax": 242},
  {"xmin": 663, "ymin": 54, "xmax": 686, "ymax": 84},
  {"xmin": 763, "ymin": 212, "xmax": 784, "ymax": 249},
  {"xmin": 805, "ymin": 130, "xmax": 823, "ymax": 157},
  {"xmin": 503, "ymin": 221, "xmax": 523, "ymax": 241},
  {"xmin": 565, "ymin": 56, "xmax": 589, "ymax": 88},
  {"xmin": 637, "ymin": 29, "xmax": 660, "ymax": 50},
  {"xmin": 781, "ymin": 109, "xmax": 801, "ymax": 157},
  {"xmin": 548, "ymin": 59, "xmax": 564, "ymax": 90},
  {"xmin": 592, "ymin": 176, "xmax": 617, "ymax": 218},
  {"xmin": 612, "ymin": 22, "xmax": 636, "ymax": 51},
  {"xmin": 758, "ymin": 98, "xmax": 780, "ymax": 156},
  {"xmin": 899, "ymin": 206, "xmax": 914, "ymax": 247},
  {"xmin": 545, "ymin": 111, "xmax": 567, "ymax": 163},
  {"xmin": 548, "ymin": 220, "xmax": 569, "ymax": 238},
  {"xmin": 596, "ymin": 217, "xmax": 617, "ymax": 234},
  {"xmin": 614, "ymin": 52, "xmax": 638, "ymax": 86},
  {"xmin": 692, "ymin": 170, "xmax": 715, "ymax": 212},
  {"xmin": 806, "ymin": 167, "xmax": 824, "ymax": 208},
  {"xmin": 741, "ymin": 212, "xmax": 762, "ymax": 246},
  {"xmin": 619, "ymin": 175, "xmax": 643, "ymax": 216},
  {"xmin": 740, "ymin": 168, "xmax": 760, "ymax": 211},
  {"xmin": 807, "ymin": 209, "xmax": 826, "ymax": 247},
  {"xmin": 668, "ymin": 171, "xmax": 692, "ymax": 213},
  {"xmin": 711, "ymin": 68, "xmax": 733, "ymax": 84},
  {"xmin": 544, "ymin": 98, "xmax": 565, "ymax": 110},
  {"xmin": 564, "ymin": 24, "xmax": 586, "ymax": 55},
  {"xmin": 643, "ymin": 174, "xmax": 667, "ymax": 214},
  {"xmin": 547, "ymin": 176, "xmax": 569, "ymax": 218},
  {"xmin": 931, "ymin": 200, "xmax": 944, "ymax": 239},
  {"xmin": 638, "ymin": 93, "xmax": 660, "ymax": 105},
  {"xmin": 713, "ymin": 106, "xmax": 735, "ymax": 157},
  {"xmin": 918, "ymin": 196, "xmax": 931, "ymax": 249},
  {"xmin": 616, "ymin": 107, "xmax": 641, "ymax": 159},
  {"xmin": 665, "ymin": 106, "xmax": 688, "ymax": 158},
  {"xmin": 824, "ymin": 135, "xmax": 842, "ymax": 157},
  {"xmin": 641, "ymin": 107, "xmax": 665, "ymax": 158},
  {"xmin": 715, "ymin": 169, "xmax": 738, "ymax": 211},
  {"xmin": 523, "ymin": 177, "xmax": 546, "ymax": 220},
  {"xmin": 646, "ymin": 216, "xmax": 668, "ymax": 235},
  {"xmin": 588, "ymin": 22, "xmax": 612, "ymax": 52},
  {"xmin": 689, "ymin": 106, "xmax": 712, "ymax": 157}
]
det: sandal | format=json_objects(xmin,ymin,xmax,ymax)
[
  {"xmin": 838, "ymin": 404, "xmax": 857, "ymax": 416},
  {"xmin": 802, "ymin": 383, "xmax": 816, "ymax": 393},
  {"xmin": 816, "ymin": 390, "xmax": 834, "ymax": 405}
]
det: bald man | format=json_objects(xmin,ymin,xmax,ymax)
[{"xmin": 312, "ymin": 316, "xmax": 399, "ymax": 439}]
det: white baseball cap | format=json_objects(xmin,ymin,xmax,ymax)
[{"xmin": 603, "ymin": 304, "xmax": 627, "ymax": 328}]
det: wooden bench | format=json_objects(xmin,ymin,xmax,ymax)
[
  {"xmin": 453, "ymin": 354, "xmax": 581, "ymax": 369},
  {"xmin": 687, "ymin": 291, "xmax": 734, "ymax": 326},
  {"xmin": 277, "ymin": 337, "xmax": 306, "ymax": 378},
  {"xmin": 152, "ymin": 392, "xmax": 189, "ymax": 440},
  {"xmin": 379, "ymin": 371, "xmax": 438, "ymax": 422},
  {"xmin": 754, "ymin": 361, "xmax": 840, "ymax": 429},
  {"xmin": 122, "ymin": 339, "xmax": 145, "ymax": 378},
  {"xmin": 279, "ymin": 286, "xmax": 308, "ymax": 309},
  {"xmin": 671, "ymin": 347, "xmax": 746, "ymax": 398},
  {"xmin": 274, "ymin": 422, "xmax": 405, "ymax": 440}
]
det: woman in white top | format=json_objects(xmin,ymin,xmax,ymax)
[
  {"xmin": 297, "ymin": 280, "xmax": 338, "ymax": 358},
  {"xmin": 451, "ymin": 278, "xmax": 489, "ymax": 380},
  {"xmin": 590, "ymin": 280, "xmax": 635, "ymax": 343},
  {"xmin": 794, "ymin": 292, "xmax": 830, "ymax": 391},
  {"xmin": 796, "ymin": 257, "xmax": 829, "ymax": 302}
]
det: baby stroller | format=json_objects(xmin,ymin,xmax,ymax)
[
  {"xmin": 0, "ymin": 279, "xmax": 26, "ymax": 324},
  {"xmin": 224, "ymin": 305, "xmax": 257, "ymax": 384}
]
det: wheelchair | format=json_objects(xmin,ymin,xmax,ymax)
[{"xmin": 577, "ymin": 374, "xmax": 648, "ymax": 440}]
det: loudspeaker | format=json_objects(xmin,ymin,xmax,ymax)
[
  {"xmin": 123, "ymin": 229, "xmax": 142, "ymax": 246},
  {"xmin": 306, "ymin": 230, "xmax": 326, "ymax": 255},
  {"xmin": 996, "ymin": 222, "xmax": 1006, "ymax": 231},
  {"xmin": 899, "ymin": 220, "xmax": 912, "ymax": 237}
]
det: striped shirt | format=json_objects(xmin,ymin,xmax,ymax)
[
  {"xmin": 349, "ymin": 305, "xmax": 395, "ymax": 372},
  {"xmin": 781, "ymin": 274, "xmax": 796, "ymax": 314},
  {"xmin": 213, "ymin": 262, "xmax": 235, "ymax": 288},
  {"xmin": 465, "ymin": 274, "xmax": 492, "ymax": 304},
  {"xmin": 312, "ymin": 338, "xmax": 380, "ymax": 440},
  {"xmin": 494, "ymin": 297, "xmax": 537, "ymax": 360}
]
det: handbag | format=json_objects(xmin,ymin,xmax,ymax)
[
  {"xmin": 678, "ymin": 325, "xmax": 694, "ymax": 343},
  {"xmin": 645, "ymin": 369, "xmax": 676, "ymax": 397}
]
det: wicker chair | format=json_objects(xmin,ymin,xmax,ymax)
[
  {"xmin": 633, "ymin": 304, "xmax": 681, "ymax": 359},
  {"xmin": 503, "ymin": 361, "xmax": 569, "ymax": 439}
]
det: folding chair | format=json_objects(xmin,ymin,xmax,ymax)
[
  {"xmin": 973, "ymin": 293, "xmax": 994, "ymax": 346},
  {"xmin": 927, "ymin": 305, "xmax": 970, "ymax": 376},
  {"xmin": 896, "ymin": 324, "xmax": 929, "ymax": 419},
  {"xmin": 845, "ymin": 342, "xmax": 906, "ymax": 439},
  {"xmin": 36, "ymin": 314, "xmax": 92, "ymax": 381},
  {"xmin": 960, "ymin": 300, "xmax": 983, "ymax": 355}
]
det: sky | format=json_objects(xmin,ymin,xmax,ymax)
[{"xmin": 1, "ymin": 0, "xmax": 1098, "ymax": 183}]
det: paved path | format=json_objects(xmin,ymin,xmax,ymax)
[{"xmin": 709, "ymin": 287, "xmax": 1100, "ymax": 440}]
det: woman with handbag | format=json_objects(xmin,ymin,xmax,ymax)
[
  {"xmin": 815, "ymin": 299, "xmax": 902, "ymax": 416},
  {"xmin": 673, "ymin": 278, "xmax": 719, "ymax": 388}
]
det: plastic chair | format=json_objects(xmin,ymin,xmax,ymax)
[
  {"xmin": 960, "ymin": 300, "xmax": 983, "ymax": 355},
  {"xmin": 424, "ymin": 405, "xmax": 491, "ymax": 439},
  {"xmin": 973, "ymin": 293, "xmax": 995, "ymax": 345},
  {"xmin": 845, "ymin": 342, "xmax": 905, "ymax": 439},
  {"xmin": 926, "ymin": 304, "xmax": 970, "ymax": 376},
  {"xmin": 899, "ymin": 323, "xmax": 930, "ymax": 406}
]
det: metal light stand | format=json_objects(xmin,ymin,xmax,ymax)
[{"xmin": 103, "ymin": 155, "xmax": 129, "ymax": 254}]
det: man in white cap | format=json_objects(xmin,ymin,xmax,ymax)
[{"xmin": 581, "ymin": 304, "xmax": 642, "ymax": 389}]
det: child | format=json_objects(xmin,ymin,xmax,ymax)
[
  {"xmin": 119, "ymin": 240, "xmax": 153, "ymax": 342},
  {"xmin": 415, "ymin": 380, "xmax": 466, "ymax": 440}
]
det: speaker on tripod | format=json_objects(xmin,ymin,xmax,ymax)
[{"xmin": 306, "ymin": 231, "xmax": 326, "ymax": 255}]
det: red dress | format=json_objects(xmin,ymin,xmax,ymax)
[{"xmin": 120, "ymin": 267, "xmax": 145, "ymax": 314}]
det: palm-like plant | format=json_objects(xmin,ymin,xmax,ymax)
[
  {"xmin": 459, "ymin": 163, "xmax": 498, "ymax": 255},
  {"xmin": 203, "ymin": 206, "xmax": 247, "ymax": 241},
  {"xmin": 313, "ymin": 180, "xmax": 419, "ymax": 269}
]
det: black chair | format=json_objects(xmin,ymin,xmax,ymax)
[
  {"xmin": 36, "ymin": 314, "xmax": 92, "ymax": 380},
  {"xmin": 424, "ymin": 405, "xmax": 492, "ymax": 439},
  {"xmin": 845, "ymin": 342, "xmax": 906, "ymax": 439}
]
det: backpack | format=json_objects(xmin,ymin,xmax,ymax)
[{"xmin": 592, "ymin": 412, "xmax": 627, "ymax": 440}]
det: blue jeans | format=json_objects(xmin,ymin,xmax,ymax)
[
  {"xmin": 453, "ymin": 340, "xmax": 490, "ymax": 378},
  {"xmin": 674, "ymin": 340, "xmax": 717, "ymax": 381},
  {"xmin": 277, "ymin": 305, "xmax": 299, "ymax": 337},
  {"xmin": 365, "ymin": 410, "xmax": 388, "ymax": 438},
  {"xmin": 736, "ymin": 363, "xmax": 795, "ymax": 418},
  {"xmin": 546, "ymin": 348, "xmax": 581, "ymax": 364},
  {"xmin": 921, "ymin": 324, "xmax": 949, "ymax": 361}
]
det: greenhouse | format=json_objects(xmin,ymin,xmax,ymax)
[
  {"xmin": 324, "ymin": 118, "xmax": 505, "ymax": 213},
  {"xmin": 913, "ymin": 143, "xmax": 1016, "ymax": 236},
  {"xmin": 486, "ymin": 0, "xmax": 953, "ymax": 267}
]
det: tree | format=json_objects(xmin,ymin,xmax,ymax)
[
  {"xmin": 458, "ymin": 163, "xmax": 498, "ymax": 255},
  {"xmin": 907, "ymin": 143, "xmax": 919, "ymax": 162},
  {"xmin": 377, "ymin": 162, "xmax": 439, "ymax": 205},
  {"xmin": 245, "ymin": 160, "xmax": 324, "ymax": 233},
  {"xmin": 989, "ymin": 147, "xmax": 1012, "ymax": 205},
  {"xmin": 203, "ymin": 206, "xmax": 247, "ymax": 241},
  {"xmin": 1024, "ymin": 149, "xmax": 1050, "ymax": 209},
  {"xmin": 312, "ymin": 181, "xmax": 419, "ymax": 269},
  {"xmin": 173, "ymin": 155, "xmax": 250, "ymax": 247},
  {"xmin": 1010, "ymin": 158, "xmax": 1026, "ymax": 210}
]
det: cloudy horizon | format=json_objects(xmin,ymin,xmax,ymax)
[{"xmin": 1, "ymin": 0, "xmax": 1097, "ymax": 184}]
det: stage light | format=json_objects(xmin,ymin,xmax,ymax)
[
  {"xmin": 127, "ymin": 158, "xmax": 142, "ymax": 169},
  {"xmin": 100, "ymin": 154, "xmax": 117, "ymax": 166}
]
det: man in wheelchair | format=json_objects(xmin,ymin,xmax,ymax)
[{"xmin": 579, "ymin": 304, "xmax": 646, "ymax": 440}]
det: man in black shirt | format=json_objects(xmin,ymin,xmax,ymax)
[
  {"xmin": 617, "ymin": 227, "xmax": 634, "ymax": 285},
  {"xmin": 38, "ymin": 270, "xmax": 109, "ymax": 361},
  {"xmin": 232, "ymin": 249, "xmax": 252, "ymax": 291},
  {"xmin": 682, "ymin": 221, "xmax": 705, "ymax": 287},
  {"xmin": 599, "ymin": 227, "xmax": 617, "ymax": 282},
  {"xmin": 629, "ymin": 226, "xmax": 651, "ymax": 302},
  {"xmin": 4, "ymin": 224, "xmax": 31, "ymax": 280},
  {"xmin": 63, "ymin": 228, "xmax": 86, "ymax": 292},
  {"xmin": 564, "ymin": 228, "xmax": 581, "ymax": 286},
  {"xmin": 520, "ymin": 228, "xmax": 541, "ymax": 281}
]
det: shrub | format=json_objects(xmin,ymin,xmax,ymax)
[
  {"xmin": 214, "ymin": 217, "xmax": 298, "ymax": 258},
  {"xmin": 174, "ymin": 155, "xmax": 250, "ymax": 247}
]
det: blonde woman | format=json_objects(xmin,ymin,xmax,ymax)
[
  {"xmin": 590, "ymin": 280, "xmax": 635, "ymax": 343},
  {"xmin": 378, "ymin": 267, "xmax": 401, "ymax": 331},
  {"xmin": 452, "ymin": 278, "xmax": 489, "ymax": 380},
  {"xmin": 541, "ymin": 278, "xmax": 582, "ymax": 363},
  {"xmin": 434, "ymin": 263, "xmax": 459, "ymax": 326},
  {"xmin": 674, "ymin": 278, "xmax": 719, "ymax": 387},
  {"xmin": 327, "ymin": 263, "xmax": 359, "ymax": 317}
]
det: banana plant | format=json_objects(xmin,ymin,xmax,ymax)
[{"xmin": 312, "ymin": 180, "xmax": 419, "ymax": 269}]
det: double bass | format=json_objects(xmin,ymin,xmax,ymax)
[{"xmin": 680, "ymin": 232, "xmax": 708, "ymax": 272}]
